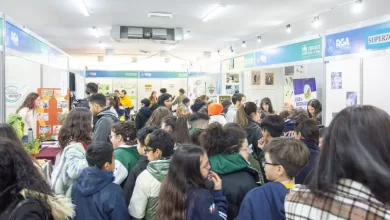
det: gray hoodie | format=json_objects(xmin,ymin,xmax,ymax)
[
  {"xmin": 225, "ymin": 105, "xmax": 238, "ymax": 123},
  {"xmin": 93, "ymin": 107, "xmax": 119, "ymax": 143}
]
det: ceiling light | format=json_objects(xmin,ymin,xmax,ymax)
[
  {"xmin": 202, "ymin": 5, "xmax": 226, "ymax": 22},
  {"xmin": 257, "ymin": 36, "xmax": 262, "ymax": 43},
  {"xmin": 242, "ymin": 41, "xmax": 246, "ymax": 48},
  {"xmin": 230, "ymin": 46, "xmax": 234, "ymax": 53},
  {"xmin": 286, "ymin": 24, "xmax": 291, "ymax": 34},
  {"xmin": 148, "ymin": 12, "xmax": 173, "ymax": 19},
  {"xmin": 98, "ymin": 42, "xmax": 105, "ymax": 49},
  {"xmin": 79, "ymin": 0, "xmax": 90, "ymax": 17},
  {"xmin": 312, "ymin": 16, "xmax": 321, "ymax": 28},
  {"xmin": 92, "ymin": 27, "xmax": 100, "ymax": 38},
  {"xmin": 353, "ymin": 0, "xmax": 363, "ymax": 13}
]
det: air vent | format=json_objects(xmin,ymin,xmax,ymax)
[{"xmin": 148, "ymin": 12, "xmax": 173, "ymax": 19}]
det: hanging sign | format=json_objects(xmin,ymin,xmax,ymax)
[
  {"xmin": 139, "ymin": 71, "xmax": 187, "ymax": 78},
  {"xmin": 86, "ymin": 70, "xmax": 138, "ymax": 78},
  {"xmin": 5, "ymin": 84, "xmax": 30, "ymax": 106},
  {"xmin": 366, "ymin": 27, "xmax": 390, "ymax": 50},
  {"xmin": 293, "ymin": 78, "xmax": 317, "ymax": 109}
]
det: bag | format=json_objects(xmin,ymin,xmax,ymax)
[{"xmin": 8, "ymin": 198, "xmax": 50, "ymax": 220}]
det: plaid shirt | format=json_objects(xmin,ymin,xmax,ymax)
[{"xmin": 285, "ymin": 179, "xmax": 390, "ymax": 219}]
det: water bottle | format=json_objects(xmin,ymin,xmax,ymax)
[{"xmin": 28, "ymin": 128, "xmax": 34, "ymax": 144}]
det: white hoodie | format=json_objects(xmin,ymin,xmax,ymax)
[
  {"xmin": 225, "ymin": 105, "xmax": 238, "ymax": 123},
  {"xmin": 209, "ymin": 115, "xmax": 227, "ymax": 126}
]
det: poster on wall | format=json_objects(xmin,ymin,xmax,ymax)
[
  {"xmin": 265, "ymin": 73, "xmax": 275, "ymax": 85},
  {"xmin": 226, "ymin": 73, "xmax": 240, "ymax": 84},
  {"xmin": 5, "ymin": 84, "xmax": 30, "ymax": 107},
  {"xmin": 251, "ymin": 71, "xmax": 261, "ymax": 86},
  {"xmin": 218, "ymin": 95, "xmax": 232, "ymax": 104},
  {"xmin": 293, "ymin": 78, "xmax": 317, "ymax": 109},
  {"xmin": 346, "ymin": 92, "xmax": 358, "ymax": 107},
  {"xmin": 145, "ymin": 84, "xmax": 152, "ymax": 92},
  {"xmin": 206, "ymin": 81, "xmax": 217, "ymax": 96},
  {"xmin": 98, "ymin": 84, "xmax": 111, "ymax": 95},
  {"xmin": 331, "ymin": 72, "xmax": 343, "ymax": 89},
  {"xmin": 226, "ymin": 85, "xmax": 240, "ymax": 94}
]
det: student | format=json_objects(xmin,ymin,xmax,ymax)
[
  {"xmin": 129, "ymin": 129, "xmax": 175, "ymax": 220},
  {"xmin": 72, "ymin": 141, "xmax": 130, "ymax": 220},
  {"xmin": 258, "ymin": 115, "xmax": 286, "ymax": 149},
  {"xmin": 318, "ymin": 127, "xmax": 327, "ymax": 149},
  {"xmin": 176, "ymin": 98, "xmax": 191, "ymax": 118},
  {"xmin": 226, "ymin": 93, "xmax": 246, "ymax": 123},
  {"xmin": 294, "ymin": 119, "xmax": 320, "ymax": 184},
  {"xmin": 106, "ymin": 93, "xmax": 128, "ymax": 121},
  {"xmin": 191, "ymin": 100, "xmax": 207, "ymax": 114},
  {"xmin": 120, "ymin": 90, "xmax": 134, "ymax": 115},
  {"xmin": 208, "ymin": 103, "xmax": 227, "ymax": 126},
  {"xmin": 199, "ymin": 123, "xmax": 260, "ymax": 220},
  {"xmin": 123, "ymin": 126, "xmax": 159, "ymax": 206},
  {"xmin": 188, "ymin": 113, "xmax": 210, "ymax": 135},
  {"xmin": 75, "ymin": 82, "xmax": 98, "ymax": 109},
  {"xmin": 149, "ymin": 91, "xmax": 158, "ymax": 107},
  {"xmin": 236, "ymin": 138, "xmax": 310, "ymax": 220},
  {"xmin": 51, "ymin": 108, "xmax": 92, "ymax": 197},
  {"xmin": 114, "ymin": 89, "xmax": 120, "ymax": 97},
  {"xmin": 158, "ymin": 93, "xmax": 173, "ymax": 110},
  {"xmin": 162, "ymin": 116, "xmax": 191, "ymax": 145},
  {"xmin": 285, "ymin": 105, "xmax": 390, "ymax": 219},
  {"xmin": 283, "ymin": 109, "xmax": 309, "ymax": 137},
  {"xmin": 16, "ymin": 92, "xmax": 41, "ymax": 142},
  {"xmin": 145, "ymin": 107, "xmax": 172, "ymax": 127},
  {"xmin": 0, "ymin": 138, "xmax": 74, "ymax": 220},
  {"xmin": 260, "ymin": 97, "xmax": 277, "ymax": 114},
  {"xmin": 136, "ymin": 98, "xmax": 152, "ymax": 130},
  {"xmin": 110, "ymin": 121, "xmax": 140, "ymax": 186},
  {"xmin": 89, "ymin": 93, "xmax": 119, "ymax": 143},
  {"xmin": 172, "ymin": 88, "xmax": 187, "ymax": 106},
  {"xmin": 156, "ymin": 145, "xmax": 228, "ymax": 220},
  {"xmin": 307, "ymin": 99, "xmax": 322, "ymax": 125}
]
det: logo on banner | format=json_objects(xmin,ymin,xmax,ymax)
[
  {"xmin": 367, "ymin": 33, "xmax": 390, "ymax": 45},
  {"xmin": 336, "ymin": 38, "xmax": 350, "ymax": 49},
  {"xmin": 11, "ymin": 31, "xmax": 19, "ymax": 47},
  {"xmin": 260, "ymin": 55, "xmax": 267, "ymax": 63},
  {"xmin": 5, "ymin": 86, "xmax": 22, "ymax": 103}
]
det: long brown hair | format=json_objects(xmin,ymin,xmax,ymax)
[
  {"xmin": 235, "ymin": 102, "xmax": 258, "ymax": 128},
  {"xmin": 145, "ymin": 107, "xmax": 171, "ymax": 127},
  {"xmin": 58, "ymin": 107, "xmax": 92, "ymax": 149},
  {"xmin": 162, "ymin": 116, "xmax": 190, "ymax": 144},
  {"xmin": 16, "ymin": 92, "xmax": 39, "ymax": 113},
  {"xmin": 149, "ymin": 91, "xmax": 157, "ymax": 102},
  {"xmin": 107, "ymin": 94, "xmax": 120, "ymax": 110}
]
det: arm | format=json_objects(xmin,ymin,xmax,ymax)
[
  {"xmin": 193, "ymin": 189, "xmax": 228, "ymax": 220},
  {"xmin": 65, "ymin": 148, "xmax": 88, "ymax": 179},
  {"xmin": 12, "ymin": 201, "xmax": 48, "ymax": 220},
  {"xmin": 93, "ymin": 118, "xmax": 112, "ymax": 142},
  {"xmin": 172, "ymin": 96, "xmax": 180, "ymax": 106},
  {"xmin": 129, "ymin": 174, "xmax": 148, "ymax": 219},
  {"xmin": 123, "ymin": 167, "xmax": 138, "ymax": 206},
  {"xmin": 19, "ymin": 108, "xmax": 33, "ymax": 131},
  {"xmin": 107, "ymin": 189, "xmax": 131, "ymax": 220},
  {"xmin": 235, "ymin": 198, "xmax": 254, "ymax": 220},
  {"xmin": 113, "ymin": 160, "xmax": 129, "ymax": 185}
]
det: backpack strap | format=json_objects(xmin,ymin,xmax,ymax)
[{"xmin": 8, "ymin": 198, "xmax": 50, "ymax": 220}]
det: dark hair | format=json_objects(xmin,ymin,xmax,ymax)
[
  {"xmin": 89, "ymin": 93, "xmax": 107, "ymax": 108},
  {"xmin": 16, "ymin": 92, "xmax": 39, "ymax": 113},
  {"xmin": 158, "ymin": 93, "xmax": 172, "ymax": 107},
  {"xmin": 107, "ymin": 94, "xmax": 120, "ymax": 110},
  {"xmin": 222, "ymin": 100, "xmax": 232, "ymax": 114},
  {"xmin": 279, "ymin": 110, "xmax": 291, "ymax": 120},
  {"xmin": 179, "ymin": 89, "xmax": 185, "ymax": 94},
  {"xmin": 223, "ymin": 122, "xmax": 241, "ymax": 129},
  {"xmin": 260, "ymin": 110, "xmax": 269, "ymax": 120},
  {"xmin": 307, "ymin": 105, "xmax": 390, "ymax": 204},
  {"xmin": 260, "ymin": 115, "xmax": 285, "ymax": 138},
  {"xmin": 231, "ymin": 93, "xmax": 245, "ymax": 105},
  {"xmin": 86, "ymin": 141, "xmax": 114, "ymax": 169},
  {"xmin": 145, "ymin": 129, "xmax": 175, "ymax": 157},
  {"xmin": 319, "ymin": 127, "xmax": 327, "ymax": 138},
  {"xmin": 86, "ymin": 82, "xmax": 98, "ymax": 95},
  {"xmin": 141, "ymin": 98, "xmax": 151, "ymax": 107},
  {"xmin": 58, "ymin": 107, "xmax": 92, "ymax": 148},
  {"xmin": 162, "ymin": 116, "xmax": 190, "ymax": 145},
  {"xmin": 0, "ymin": 124, "xmax": 22, "ymax": 144},
  {"xmin": 288, "ymin": 109, "xmax": 309, "ymax": 121},
  {"xmin": 295, "ymin": 119, "xmax": 319, "ymax": 145},
  {"xmin": 236, "ymin": 102, "xmax": 257, "ymax": 128},
  {"xmin": 189, "ymin": 113, "xmax": 210, "ymax": 122},
  {"xmin": 121, "ymin": 90, "xmax": 127, "ymax": 95},
  {"xmin": 182, "ymin": 98, "xmax": 190, "ymax": 105},
  {"xmin": 307, "ymin": 99, "xmax": 322, "ymax": 118},
  {"xmin": 0, "ymin": 138, "xmax": 53, "ymax": 209},
  {"xmin": 111, "ymin": 121, "xmax": 137, "ymax": 145},
  {"xmin": 114, "ymin": 90, "xmax": 119, "ymax": 93},
  {"xmin": 136, "ymin": 126, "xmax": 159, "ymax": 146},
  {"xmin": 149, "ymin": 91, "xmax": 157, "ymax": 101},
  {"xmin": 156, "ymin": 145, "xmax": 206, "ymax": 220},
  {"xmin": 160, "ymin": 88, "xmax": 167, "ymax": 94},
  {"xmin": 190, "ymin": 130, "xmax": 203, "ymax": 146},
  {"xmin": 263, "ymin": 138, "xmax": 310, "ymax": 179},
  {"xmin": 260, "ymin": 97, "xmax": 275, "ymax": 114},
  {"xmin": 200, "ymin": 123, "xmax": 246, "ymax": 156},
  {"xmin": 146, "ymin": 107, "xmax": 171, "ymax": 127}
]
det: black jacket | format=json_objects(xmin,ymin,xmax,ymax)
[
  {"xmin": 135, "ymin": 107, "xmax": 152, "ymax": 130},
  {"xmin": 296, "ymin": 139, "xmax": 320, "ymax": 184},
  {"xmin": 245, "ymin": 119, "xmax": 263, "ymax": 161},
  {"xmin": 123, "ymin": 156, "xmax": 149, "ymax": 206}
]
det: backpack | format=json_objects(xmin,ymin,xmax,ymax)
[{"xmin": 4, "ymin": 198, "xmax": 51, "ymax": 220}]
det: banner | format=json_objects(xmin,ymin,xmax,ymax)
[
  {"xmin": 86, "ymin": 70, "xmax": 138, "ymax": 78},
  {"xmin": 0, "ymin": 17, "xmax": 3, "ymax": 47},
  {"xmin": 325, "ymin": 22, "xmax": 390, "ymax": 56},
  {"xmin": 233, "ymin": 56, "xmax": 244, "ymax": 70},
  {"xmin": 293, "ymin": 78, "xmax": 317, "ymax": 109},
  {"xmin": 244, "ymin": 53, "xmax": 254, "ymax": 68},
  {"xmin": 139, "ymin": 71, "xmax": 187, "ymax": 78},
  {"xmin": 255, "ymin": 38, "xmax": 322, "ymax": 66},
  {"xmin": 5, "ymin": 84, "xmax": 30, "ymax": 106}
]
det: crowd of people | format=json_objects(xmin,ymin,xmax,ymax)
[{"xmin": 1, "ymin": 81, "xmax": 390, "ymax": 220}]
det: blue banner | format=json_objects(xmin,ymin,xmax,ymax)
[
  {"xmin": 139, "ymin": 71, "xmax": 188, "ymax": 78},
  {"xmin": 325, "ymin": 22, "xmax": 390, "ymax": 56},
  {"xmin": 86, "ymin": 70, "xmax": 138, "ymax": 78},
  {"xmin": 293, "ymin": 78, "xmax": 317, "ymax": 109},
  {"xmin": 188, "ymin": 72, "xmax": 205, "ymax": 77}
]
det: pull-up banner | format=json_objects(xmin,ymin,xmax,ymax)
[{"xmin": 293, "ymin": 78, "xmax": 317, "ymax": 109}]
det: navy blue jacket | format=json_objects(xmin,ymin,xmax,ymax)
[
  {"xmin": 72, "ymin": 166, "xmax": 131, "ymax": 220},
  {"xmin": 186, "ymin": 184, "xmax": 228, "ymax": 220},
  {"xmin": 235, "ymin": 182, "xmax": 291, "ymax": 220},
  {"xmin": 295, "ymin": 139, "xmax": 320, "ymax": 184}
]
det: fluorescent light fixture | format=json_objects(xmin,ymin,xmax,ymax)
[
  {"xmin": 242, "ymin": 41, "xmax": 246, "ymax": 48},
  {"xmin": 92, "ymin": 27, "xmax": 100, "ymax": 38},
  {"xmin": 202, "ymin": 5, "xmax": 226, "ymax": 22},
  {"xmin": 148, "ymin": 12, "xmax": 173, "ymax": 19},
  {"xmin": 257, "ymin": 36, "xmax": 262, "ymax": 43},
  {"xmin": 312, "ymin": 16, "xmax": 321, "ymax": 28},
  {"xmin": 353, "ymin": 0, "xmax": 363, "ymax": 13},
  {"xmin": 286, "ymin": 24, "xmax": 291, "ymax": 34},
  {"xmin": 80, "ymin": 0, "xmax": 90, "ymax": 17}
]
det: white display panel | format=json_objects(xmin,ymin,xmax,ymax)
[
  {"xmin": 75, "ymin": 73, "xmax": 85, "ymax": 99},
  {"xmin": 325, "ymin": 59, "xmax": 361, "ymax": 126},
  {"xmin": 363, "ymin": 55, "xmax": 390, "ymax": 113},
  {"xmin": 42, "ymin": 65, "xmax": 68, "ymax": 90}
]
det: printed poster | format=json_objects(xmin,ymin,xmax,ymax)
[
  {"xmin": 251, "ymin": 71, "xmax": 261, "ymax": 86},
  {"xmin": 5, "ymin": 84, "xmax": 30, "ymax": 107},
  {"xmin": 293, "ymin": 78, "xmax": 317, "ymax": 109},
  {"xmin": 346, "ymin": 92, "xmax": 358, "ymax": 107},
  {"xmin": 331, "ymin": 72, "xmax": 342, "ymax": 89}
]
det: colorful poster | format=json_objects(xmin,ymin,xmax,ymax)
[
  {"xmin": 139, "ymin": 71, "xmax": 187, "ymax": 78},
  {"xmin": 98, "ymin": 84, "xmax": 111, "ymax": 95},
  {"xmin": 218, "ymin": 95, "xmax": 232, "ymax": 104},
  {"xmin": 331, "ymin": 72, "xmax": 343, "ymax": 89},
  {"xmin": 293, "ymin": 78, "xmax": 317, "ymax": 109}
]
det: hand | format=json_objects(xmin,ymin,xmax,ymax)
[
  {"xmin": 208, "ymin": 171, "xmax": 222, "ymax": 190},
  {"xmin": 258, "ymin": 137, "xmax": 268, "ymax": 150}
]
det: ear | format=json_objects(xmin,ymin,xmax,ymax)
[
  {"xmin": 103, "ymin": 162, "xmax": 111, "ymax": 172},
  {"xmin": 155, "ymin": 149, "xmax": 162, "ymax": 158}
]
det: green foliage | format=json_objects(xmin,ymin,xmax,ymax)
[{"xmin": 6, "ymin": 114, "xmax": 24, "ymax": 139}]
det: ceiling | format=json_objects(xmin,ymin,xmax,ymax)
[{"xmin": 0, "ymin": 0, "xmax": 390, "ymax": 63}]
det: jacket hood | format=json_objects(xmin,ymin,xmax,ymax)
[
  {"xmin": 73, "ymin": 166, "xmax": 114, "ymax": 197},
  {"xmin": 210, "ymin": 154, "xmax": 249, "ymax": 175},
  {"xmin": 147, "ymin": 159, "xmax": 170, "ymax": 182},
  {"xmin": 139, "ymin": 107, "xmax": 152, "ymax": 117},
  {"xmin": 245, "ymin": 119, "xmax": 261, "ymax": 137},
  {"xmin": 191, "ymin": 102, "xmax": 206, "ymax": 112},
  {"xmin": 284, "ymin": 119, "xmax": 296, "ymax": 132},
  {"xmin": 98, "ymin": 106, "xmax": 118, "ymax": 118},
  {"xmin": 302, "ymin": 139, "xmax": 320, "ymax": 151}
]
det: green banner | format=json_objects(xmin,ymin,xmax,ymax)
[
  {"xmin": 86, "ymin": 70, "xmax": 138, "ymax": 78},
  {"xmin": 0, "ymin": 17, "xmax": 3, "ymax": 46},
  {"xmin": 244, "ymin": 53, "xmax": 254, "ymax": 68}
]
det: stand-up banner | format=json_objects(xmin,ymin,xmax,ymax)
[{"xmin": 293, "ymin": 78, "xmax": 317, "ymax": 109}]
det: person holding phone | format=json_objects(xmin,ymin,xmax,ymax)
[{"xmin": 156, "ymin": 144, "xmax": 227, "ymax": 220}]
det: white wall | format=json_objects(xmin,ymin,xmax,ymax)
[{"xmin": 306, "ymin": 63, "xmax": 324, "ymax": 104}]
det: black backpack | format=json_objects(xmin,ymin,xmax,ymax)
[{"xmin": 6, "ymin": 198, "xmax": 51, "ymax": 220}]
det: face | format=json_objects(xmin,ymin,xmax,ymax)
[
  {"xmin": 239, "ymin": 139, "xmax": 249, "ymax": 160},
  {"xmin": 110, "ymin": 131, "xmax": 122, "ymax": 148},
  {"xmin": 262, "ymin": 129, "xmax": 269, "ymax": 139},
  {"xmin": 308, "ymin": 105, "xmax": 316, "ymax": 116},
  {"xmin": 262, "ymin": 103, "xmax": 269, "ymax": 112},
  {"xmin": 103, "ymin": 154, "xmax": 116, "ymax": 173},
  {"xmin": 200, "ymin": 153, "xmax": 211, "ymax": 179},
  {"xmin": 164, "ymin": 100, "xmax": 173, "ymax": 109},
  {"xmin": 145, "ymin": 146, "xmax": 161, "ymax": 161},
  {"xmin": 264, "ymin": 153, "xmax": 282, "ymax": 181},
  {"xmin": 295, "ymin": 131, "xmax": 302, "ymax": 141},
  {"xmin": 319, "ymin": 137, "xmax": 324, "ymax": 149},
  {"xmin": 34, "ymin": 97, "xmax": 41, "ymax": 109},
  {"xmin": 185, "ymin": 102, "xmax": 190, "ymax": 107},
  {"xmin": 251, "ymin": 111, "xmax": 260, "ymax": 122},
  {"xmin": 120, "ymin": 92, "xmax": 125, "ymax": 97},
  {"xmin": 153, "ymin": 92, "xmax": 157, "ymax": 98},
  {"xmin": 240, "ymin": 97, "xmax": 247, "ymax": 106},
  {"xmin": 106, "ymin": 98, "xmax": 110, "ymax": 106},
  {"xmin": 136, "ymin": 139, "xmax": 146, "ymax": 155},
  {"xmin": 283, "ymin": 102, "xmax": 294, "ymax": 112},
  {"xmin": 161, "ymin": 122, "xmax": 172, "ymax": 132},
  {"xmin": 89, "ymin": 103, "xmax": 99, "ymax": 116}
]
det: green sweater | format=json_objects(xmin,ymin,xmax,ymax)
[{"xmin": 114, "ymin": 145, "xmax": 140, "ymax": 187}]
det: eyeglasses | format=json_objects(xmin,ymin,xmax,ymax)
[
  {"xmin": 144, "ymin": 147, "xmax": 154, "ymax": 153},
  {"xmin": 262, "ymin": 161, "xmax": 280, "ymax": 167}
]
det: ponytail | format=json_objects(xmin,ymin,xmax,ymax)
[{"xmin": 235, "ymin": 105, "xmax": 249, "ymax": 128}]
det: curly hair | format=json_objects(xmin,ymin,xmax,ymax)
[
  {"xmin": 145, "ymin": 107, "xmax": 171, "ymax": 127},
  {"xmin": 111, "ymin": 121, "xmax": 137, "ymax": 145},
  {"xmin": 16, "ymin": 92, "xmax": 39, "ymax": 113},
  {"xmin": 58, "ymin": 107, "xmax": 92, "ymax": 149},
  {"xmin": 199, "ymin": 122, "xmax": 246, "ymax": 156}
]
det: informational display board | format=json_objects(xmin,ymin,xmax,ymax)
[{"xmin": 293, "ymin": 78, "xmax": 317, "ymax": 110}]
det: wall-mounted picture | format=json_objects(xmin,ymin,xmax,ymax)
[
  {"xmin": 218, "ymin": 95, "xmax": 232, "ymax": 104},
  {"xmin": 37, "ymin": 113, "xmax": 49, "ymax": 121},
  {"xmin": 57, "ymin": 100, "xmax": 69, "ymax": 109},
  {"xmin": 346, "ymin": 92, "xmax": 358, "ymax": 107},
  {"xmin": 251, "ymin": 71, "xmax": 261, "ymax": 85},
  {"xmin": 226, "ymin": 85, "xmax": 240, "ymax": 94},
  {"xmin": 207, "ymin": 82, "xmax": 217, "ymax": 96},
  {"xmin": 40, "ymin": 100, "xmax": 49, "ymax": 109},
  {"xmin": 265, "ymin": 73, "xmax": 275, "ymax": 85},
  {"xmin": 331, "ymin": 72, "xmax": 342, "ymax": 89},
  {"xmin": 226, "ymin": 73, "xmax": 240, "ymax": 84},
  {"xmin": 39, "ymin": 126, "xmax": 51, "ymax": 134},
  {"xmin": 53, "ymin": 125, "xmax": 62, "ymax": 134},
  {"xmin": 284, "ymin": 66, "xmax": 294, "ymax": 76},
  {"xmin": 41, "ymin": 89, "xmax": 54, "ymax": 98}
]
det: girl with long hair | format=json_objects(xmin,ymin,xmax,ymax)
[
  {"xmin": 260, "ymin": 97, "xmax": 276, "ymax": 114},
  {"xmin": 161, "ymin": 116, "xmax": 190, "ymax": 146},
  {"xmin": 149, "ymin": 91, "xmax": 158, "ymax": 107},
  {"xmin": 145, "ymin": 107, "xmax": 171, "ymax": 127},
  {"xmin": 285, "ymin": 106, "xmax": 390, "ymax": 219},
  {"xmin": 51, "ymin": 108, "xmax": 92, "ymax": 197},
  {"xmin": 16, "ymin": 92, "xmax": 41, "ymax": 142},
  {"xmin": 0, "ymin": 138, "xmax": 74, "ymax": 219},
  {"xmin": 107, "ymin": 94, "xmax": 128, "ymax": 121},
  {"xmin": 156, "ymin": 144, "xmax": 227, "ymax": 220},
  {"xmin": 306, "ymin": 99, "xmax": 322, "ymax": 125}
]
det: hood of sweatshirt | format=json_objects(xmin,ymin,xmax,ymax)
[
  {"xmin": 210, "ymin": 153, "xmax": 249, "ymax": 175},
  {"xmin": 98, "ymin": 106, "xmax": 119, "ymax": 119},
  {"xmin": 73, "ymin": 166, "xmax": 114, "ymax": 197},
  {"xmin": 147, "ymin": 159, "xmax": 170, "ymax": 182}
]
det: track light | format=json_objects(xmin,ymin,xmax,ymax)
[
  {"xmin": 92, "ymin": 27, "xmax": 100, "ymax": 38},
  {"xmin": 257, "ymin": 36, "xmax": 262, "ymax": 43},
  {"xmin": 217, "ymin": 50, "xmax": 220, "ymax": 53},
  {"xmin": 242, "ymin": 41, "xmax": 246, "ymax": 48},
  {"xmin": 286, "ymin": 24, "xmax": 291, "ymax": 34},
  {"xmin": 230, "ymin": 46, "xmax": 234, "ymax": 53},
  {"xmin": 353, "ymin": 0, "xmax": 363, "ymax": 13},
  {"xmin": 312, "ymin": 16, "xmax": 321, "ymax": 28}
]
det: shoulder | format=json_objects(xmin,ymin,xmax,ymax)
[{"xmin": 285, "ymin": 184, "xmax": 314, "ymax": 203}]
